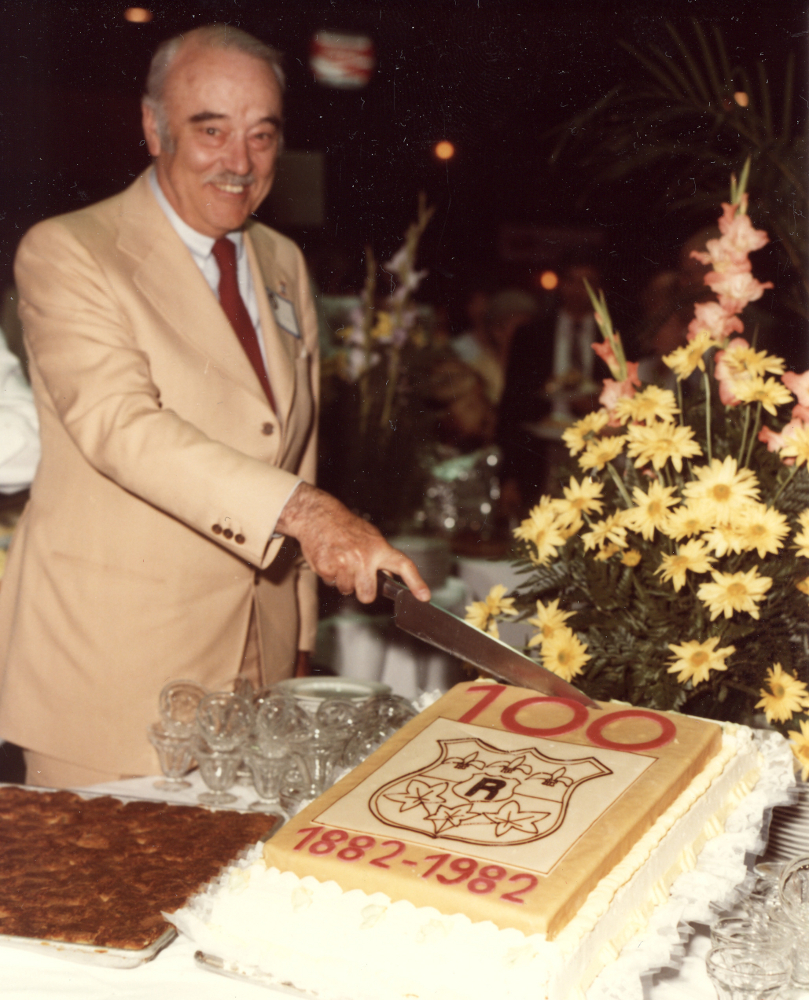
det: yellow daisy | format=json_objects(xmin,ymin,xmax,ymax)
[
  {"xmin": 702, "ymin": 522, "xmax": 745, "ymax": 557},
  {"xmin": 464, "ymin": 584, "xmax": 517, "ymax": 639},
  {"xmin": 656, "ymin": 539, "xmax": 715, "ymax": 592},
  {"xmin": 623, "ymin": 481, "xmax": 679, "ymax": 541},
  {"xmin": 513, "ymin": 505, "xmax": 566, "ymax": 566},
  {"xmin": 621, "ymin": 549, "xmax": 641, "ymax": 567},
  {"xmin": 796, "ymin": 526, "xmax": 809, "ymax": 559},
  {"xmin": 796, "ymin": 576, "xmax": 809, "ymax": 596},
  {"xmin": 682, "ymin": 456, "xmax": 760, "ymax": 525},
  {"xmin": 718, "ymin": 341, "xmax": 786, "ymax": 378},
  {"xmin": 553, "ymin": 476, "xmax": 605, "ymax": 529},
  {"xmin": 780, "ymin": 426, "xmax": 809, "ymax": 468},
  {"xmin": 561, "ymin": 410, "xmax": 610, "ymax": 456},
  {"xmin": 541, "ymin": 626, "xmax": 590, "ymax": 682},
  {"xmin": 661, "ymin": 503, "xmax": 711, "ymax": 541},
  {"xmin": 625, "ymin": 421, "xmax": 702, "ymax": 472},
  {"xmin": 788, "ymin": 720, "xmax": 809, "ymax": 781},
  {"xmin": 738, "ymin": 504, "xmax": 789, "ymax": 558},
  {"xmin": 733, "ymin": 376, "xmax": 794, "ymax": 415},
  {"xmin": 697, "ymin": 567, "xmax": 772, "ymax": 620},
  {"xmin": 755, "ymin": 663, "xmax": 809, "ymax": 724},
  {"xmin": 663, "ymin": 329, "xmax": 713, "ymax": 379},
  {"xmin": 578, "ymin": 435, "xmax": 627, "ymax": 472},
  {"xmin": 613, "ymin": 385, "xmax": 679, "ymax": 425},
  {"xmin": 464, "ymin": 601, "xmax": 497, "ymax": 637},
  {"xmin": 582, "ymin": 512, "xmax": 628, "ymax": 552},
  {"xmin": 527, "ymin": 598, "xmax": 575, "ymax": 647},
  {"xmin": 666, "ymin": 636, "xmax": 735, "ymax": 685}
]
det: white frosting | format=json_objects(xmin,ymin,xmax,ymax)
[{"xmin": 169, "ymin": 726, "xmax": 795, "ymax": 1000}]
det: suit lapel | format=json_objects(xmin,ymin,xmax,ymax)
[
  {"xmin": 115, "ymin": 172, "xmax": 272, "ymax": 408},
  {"xmin": 244, "ymin": 225, "xmax": 298, "ymax": 425}
]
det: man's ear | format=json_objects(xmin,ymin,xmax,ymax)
[{"xmin": 141, "ymin": 102, "xmax": 162, "ymax": 157}]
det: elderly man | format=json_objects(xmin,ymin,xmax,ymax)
[{"xmin": 0, "ymin": 25, "xmax": 428, "ymax": 788}]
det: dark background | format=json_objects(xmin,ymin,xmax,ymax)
[{"xmin": 0, "ymin": 0, "xmax": 806, "ymax": 326}]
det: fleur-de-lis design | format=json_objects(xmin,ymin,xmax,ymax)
[
  {"xmin": 490, "ymin": 755, "xmax": 533, "ymax": 776},
  {"xmin": 538, "ymin": 766, "xmax": 572, "ymax": 787},
  {"xmin": 446, "ymin": 751, "xmax": 485, "ymax": 771}
]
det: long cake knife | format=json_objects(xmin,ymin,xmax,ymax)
[{"xmin": 379, "ymin": 573, "xmax": 599, "ymax": 709}]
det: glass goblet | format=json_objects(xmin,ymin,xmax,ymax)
[
  {"xmin": 159, "ymin": 679, "xmax": 208, "ymax": 738},
  {"xmin": 245, "ymin": 746, "xmax": 306, "ymax": 817},
  {"xmin": 191, "ymin": 736, "xmax": 242, "ymax": 807},
  {"xmin": 778, "ymin": 855, "xmax": 809, "ymax": 987},
  {"xmin": 196, "ymin": 691, "xmax": 253, "ymax": 751},
  {"xmin": 255, "ymin": 694, "xmax": 312, "ymax": 746},
  {"xmin": 289, "ymin": 727, "xmax": 346, "ymax": 799},
  {"xmin": 147, "ymin": 722, "xmax": 195, "ymax": 790},
  {"xmin": 710, "ymin": 915, "xmax": 793, "ymax": 956},
  {"xmin": 706, "ymin": 945, "xmax": 792, "ymax": 1000}
]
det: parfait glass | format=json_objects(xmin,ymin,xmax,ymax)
[
  {"xmin": 706, "ymin": 945, "xmax": 792, "ymax": 1000},
  {"xmin": 147, "ymin": 721, "xmax": 195, "ymax": 790},
  {"xmin": 159, "ymin": 679, "xmax": 208, "ymax": 738},
  {"xmin": 191, "ymin": 735, "xmax": 242, "ymax": 807},
  {"xmin": 778, "ymin": 855, "xmax": 809, "ymax": 987},
  {"xmin": 342, "ymin": 693, "xmax": 417, "ymax": 769},
  {"xmin": 196, "ymin": 691, "xmax": 253, "ymax": 751},
  {"xmin": 245, "ymin": 742, "xmax": 308, "ymax": 817},
  {"xmin": 285, "ymin": 699, "xmax": 356, "ymax": 798}
]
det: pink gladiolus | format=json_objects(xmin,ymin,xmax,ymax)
[
  {"xmin": 758, "ymin": 417, "xmax": 807, "ymax": 465},
  {"xmin": 759, "ymin": 424, "xmax": 791, "ymax": 454},
  {"xmin": 592, "ymin": 338, "xmax": 622, "ymax": 379},
  {"xmin": 717, "ymin": 196, "xmax": 769, "ymax": 253},
  {"xmin": 704, "ymin": 270, "xmax": 773, "ymax": 314},
  {"xmin": 599, "ymin": 363, "xmax": 641, "ymax": 423},
  {"xmin": 687, "ymin": 301, "xmax": 745, "ymax": 343},
  {"xmin": 690, "ymin": 198, "xmax": 769, "ymax": 277},
  {"xmin": 783, "ymin": 370, "xmax": 809, "ymax": 408},
  {"xmin": 792, "ymin": 403, "xmax": 809, "ymax": 423},
  {"xmin": 714, "ymin": 338, "xmax": 750, "ymax": 407}
]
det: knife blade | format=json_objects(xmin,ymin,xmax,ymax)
[{"xmin": 379, "ymin": 573, "xmax": 600, "ymax": 709}]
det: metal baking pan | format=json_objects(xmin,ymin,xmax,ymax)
[
  {"xmin": 0, "ymin": 926, "xmax": 177, "ymax": 969},
  {"xmin": 0, "ymin": 783, "xmax": 281, "ymax": 966}
]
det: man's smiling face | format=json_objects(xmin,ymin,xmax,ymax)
[{"xmin": 142, "ymin": 42, "xmax": 283, "ymax": 238}]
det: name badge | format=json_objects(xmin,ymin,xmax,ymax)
[{"xmin": 268, "ymin": 290, "xmax": 300, "ymax": 339}]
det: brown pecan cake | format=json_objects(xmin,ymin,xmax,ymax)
[{"xmin": 0, "ymin": 786, "xmax": 276, "ymax": 950}]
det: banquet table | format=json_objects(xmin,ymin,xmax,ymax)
[{"xmin": 2, "ymin": 767, "xmax": 806, "ymax": 1000}]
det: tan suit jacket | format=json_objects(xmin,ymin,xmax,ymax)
[{"xmin": 0, "ymin": 170, "xmax": 319, "ymax": 774}]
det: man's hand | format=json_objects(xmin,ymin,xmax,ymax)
[{"xmin": 276, "ymin": 483, "xmax": 431, "ymax": 604}]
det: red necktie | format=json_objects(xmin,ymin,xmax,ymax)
[{"xmin": 212, "ymin": 237, "xmax": 275, "ymax": 411}]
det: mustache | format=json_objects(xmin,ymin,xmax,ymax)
[{"xmin": 205, "ymin": 171, "xmax": 256, "ymax": 187}]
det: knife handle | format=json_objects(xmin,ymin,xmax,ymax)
[{"xmin": 378, "ymin": 571, "xmax": 406, "ymax": 602}]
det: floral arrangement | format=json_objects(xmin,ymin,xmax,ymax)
[
  {"xmin": 466, "ymin": 164, "xmax": 809, "ymax": 778},
  {"xmin": 322, "ymin": 196, "xmax": 435, "ymax": 530},
  {"xmin": 335, "ymin": 194, "xmax": 434, "ymax": 441}
]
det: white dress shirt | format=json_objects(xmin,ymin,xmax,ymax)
[
  {"xmin": 149, "ymin": 170, "xmax": 270, "ymax": 376},
  {"xmin": 0, "ymin": 327, "xmax": 39, "ymax": 493}
]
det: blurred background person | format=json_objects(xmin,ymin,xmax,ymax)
[
  {"xmin": 497, "ymin": 256, "xmax": 606, "ymax": 517},
  {"xmin": 452, "ymin": 288, "xmax": 538, "ymax": 406}
]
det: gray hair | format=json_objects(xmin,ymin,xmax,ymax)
[{"xmin": 143, "ymin": 24, "xmax": 285, "ymax": 151}]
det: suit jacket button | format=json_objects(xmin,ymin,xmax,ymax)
[
  {"xmin": 235, "ymin": 534, "xmax": 245, "ymax": 545},
  {"xmin": 223, "ymin": 528, "xmax": 233, "ymax": 539},
  {"xmin": 261, "ymin": 422, "xmax": 274, "ymax": 436},
  {"xmin": 212, "ymin": 524, "xmax": 222, "ymax": 535}
]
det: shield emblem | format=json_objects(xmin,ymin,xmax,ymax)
[{"xmin": 369, "ymin": 737, "xmax": 612, "ymax": 846}]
